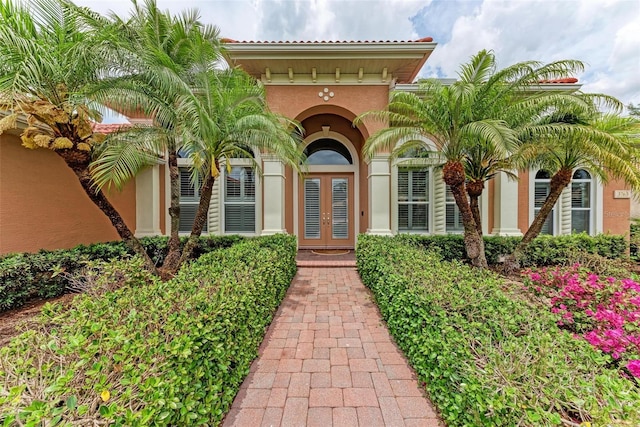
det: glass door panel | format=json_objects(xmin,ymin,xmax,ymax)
[
  {"xmin": 331, "ymin": 178, "xmax": 348, "ymax": 239},
  {"xmin": 304, "ymin": 178, "xmax": 321, "ymax": 239}
]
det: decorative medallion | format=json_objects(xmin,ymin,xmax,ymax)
[{"xmin": 318, "ymin": 87, "xmax": 335, "ymax": 102}]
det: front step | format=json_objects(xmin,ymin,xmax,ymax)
[{"xmin": 296, "ymin": 259, "xmax": 357, "ymax": 268}]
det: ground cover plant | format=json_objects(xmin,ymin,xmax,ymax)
[
  {"xmin": 0, "ymin": 235, "xmax": 243, "ymax": 313},
  {"xmin": 356, "ymin": 234, "xmax": 640, "ymax": 426},
  {"xmin": 524, "ymin": 264, "xmax": 640, "ymax": 382},
  {"xmin": 0, "ymin": 234, "xmax": 297, "ymax": 426}
]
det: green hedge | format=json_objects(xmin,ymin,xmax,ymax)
[
  {"xmin": 357, "ymin": 235, "xmax": 640, "ymax": 426},
  {"xmin": 398, "ymin": 232, "xmax": 627, "ymax": 266},
  {"xmin": 631, "ymin": 221, "xmax": 640, "ymax": 260},
  {"xmin": 0, "ymin": 235, "xmax": 243, "ymax": 313},
  {"xmin": 0, "ymin": 234, "xmax": 297, "ymax": 426}
]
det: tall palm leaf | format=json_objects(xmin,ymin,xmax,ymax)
[{"xmin": 0, "ymin": 0, "xmax": 157, "ymax": 273}]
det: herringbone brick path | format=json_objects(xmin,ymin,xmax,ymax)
[{"xmin": 223, "ymin": 266, "xmax": 442, "ymax": 427}]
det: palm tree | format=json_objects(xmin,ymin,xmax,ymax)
[
  {"xmin": 83, "ymin": 0, "xmax": 222, "ymax": 275},
  {"xmin": 0, "ymin": 0, "xmax": 157, "ymax": 273},
  {"xmin": 358, "ymin": 50, "xmax": 588, "ymax": 268},
  {"xmin": 88, "ymin": 3, "xmax": 304, "ymax": 275},
  {"xmin": 174, "ymin": 68, "xmax": 304, "ymax": 268},
  {"xmin": 504, "ymin": 111, "xmax": 640, "ymax": 270}
]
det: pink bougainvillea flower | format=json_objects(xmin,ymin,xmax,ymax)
[{"xmin": 627, "ymin": 360, "xmax": 640, "ymax": 378}]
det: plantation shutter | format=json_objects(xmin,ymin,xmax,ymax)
[
  {"xmin": 332, "ymin": 178, "xmax": 348, "ymax": 239},
  {"xmin": 571, "ymin": 169, "xmax": 591, "ymax": 234},
  {"xmin": 304, "ymin": 178, "xmax": 321, "ymax": 239},
  {"xmin": 224, "ymin": 167, "xmax": 255, "ymax": 233},
  {"xmin": 534, "ymin": 181, "xmax": 553, "ymax": 235},
  {"xmin": 398, "ymin": 168, "xmax": 429, "ymax": 231}
]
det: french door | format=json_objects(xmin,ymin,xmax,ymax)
[{"xmin": 298, "ymin": 174, "xmax": 354, "ymax": 248}]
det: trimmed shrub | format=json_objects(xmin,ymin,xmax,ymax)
[
  {"xmin": 398, "ymin": 232, "xmax": 627, "ymax": 266},
  {"xmin": 357, "ymin": 234, "xmax": 640, "ymax": 426},
  {"xmin": 0, "ymin": 234, "xmax": 297, "ymax": 426},
  {"xmin": 0, "ymin": 235, "xmax": 243, "ymax": 312},
  {"xmin": 631, "ymin": 221, "xmax": 640, "ymax": 261}
]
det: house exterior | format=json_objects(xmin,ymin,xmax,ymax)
[{"xmin": 0, "ymin": 40, "xmax": 632, "ymax": 254}]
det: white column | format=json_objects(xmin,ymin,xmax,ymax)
[
  {"xmin": 367, "ymin": 155, "xmax": 392, "ymax": 235},
  {"xmin": 491, "ymin": 171, "xmax": 522, "ymax": 236},
  {"xmin": 261, "ymin": 156, "xmax": 286, "ymax": 235},
  {"xmin": 481, "ymin": 186, "xmax": 489, "ymax": 235},
  {"xmin": 135, "ymin": 165, "xmax": 161, "ymax": 237}
]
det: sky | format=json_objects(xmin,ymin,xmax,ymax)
[{"xmin": 74, "ymin": 0, "xmax": 640, "ymax": 114}]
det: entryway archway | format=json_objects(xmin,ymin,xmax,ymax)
[{"xmin": 296, "ymin": 132, "xmax": 359, "ymax": 249}]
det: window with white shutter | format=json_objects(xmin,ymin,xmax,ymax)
[
  {"xmin": 571, "ymin": 169, "xmax": 591, "ymax": 234},
  {"xmin": 224, "ymin": 166, "xmax": 255, "ymax": 233},
  {"xmin": 534, "ymin": 170, "xmax": 554, "ymax": 235},
  {"xmin": 179, "ymin": 168, "xmax": 207, "ymax": 233},
  {"xmin": 398, "ymin": 168, "xmax": 429, "ymax": 231}
]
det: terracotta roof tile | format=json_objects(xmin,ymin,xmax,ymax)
[
  {"xmin": 539, "ymin": 77, "xmax": 579, "ymax": 84},
  {"xmin": 222, "ymin": 38, "xmax": 434, "ymax": 44},
  {"xmin": 91, "ymin": 123, "xmax": 130, "ymax": 134}
]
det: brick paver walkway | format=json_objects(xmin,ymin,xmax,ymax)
[{"xmin": 223, "ymin": 265, "xmax": 442, "ymax": 427}]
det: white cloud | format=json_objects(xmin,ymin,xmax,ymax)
[
  {"xmin": 72, "ymin": 0, "xmax": 640, "ymax": 106},
  {"xmin": 419, "ymin": 0, "xmax": 640, "ymax": 106}
]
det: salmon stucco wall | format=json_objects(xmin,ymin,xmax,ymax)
[
  {"xmin": 0, "ymin": 134, "xmax": 136, "ymax": 254},
  {"xmin": 266, "ymin": 85, "xmax": 389, "ymax": 138},
  {"xmin": 602, "ymin": 179, "xmax": 630, "ymax": 236}
]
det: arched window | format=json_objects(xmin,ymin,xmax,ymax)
[
  {"xmin": 571, "ymin": 169, "xmax": 592, "ymax": 233},
  {"xmin": 534, "ymin": 170, "xmax": 554, "ymax": 235},
  {"xmin": 304, "ymin": 139, "xmax": 352, "ymax": 165}
]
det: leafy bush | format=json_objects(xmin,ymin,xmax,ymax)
[
  {"xmin": 397, "ymin": 232, "xmax": 627, "ymax": 266},
  {"xmin": 0, "ymin": 235, "xmax": 243, "ymax": 312},
  {"xmin": 0, "ymin": 234, "xmax": 297, "ymax": 426},
  {"xmin": 357, "ymin": 234, "xmax": 640, "ymax": 426},
  {"xmin": 631, "ymin": 220, "xmax": 640, "ymax": 261}
]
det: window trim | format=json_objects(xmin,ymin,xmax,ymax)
[
  {"xmin": 223, "ymin": 164, "xmax": 257, "ymax": 234},
  {"xmin": 397, "ymin": 167, "xmax": 430, "ymax": 232},
  {"xmin": 570, "ymin": 169, "xmax": 593, "ymax": 234},
  {"xmin": 528, "ymin": 168, "xmax": 602, "ymax": 236},
  {"xmin": 220, "ymin": 158, "xmax": 261, "ymax": 236}
]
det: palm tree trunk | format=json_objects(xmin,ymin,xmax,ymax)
[
  {"xmin": 503, "ymin": 167, "xmax": 572, "ymax": 273},
  {"xmin": 469, "ymin": 194, "xmax": 483, "ymax": 238},
  {"xmin": 160, "ymin": 149, "xmax": 182, "ymax": 274},
  {"xmin": 58, "ymin": 152, "xmax": 158, "ymax": 275},
  {"xmin": 444, "ymin": 162, "xmax": 488, "ymax": 268},
  {"xmin": 467, "ymin": 180, "xmax": 485, "ymax": 237}
]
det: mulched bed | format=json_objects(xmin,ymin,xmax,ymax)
[{"xmin": 0, "ymin": 294, "xmax": 74, "ymax": 348}]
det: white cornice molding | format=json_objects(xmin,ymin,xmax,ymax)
[
  {"xmin": 261, "ymin": 73, "xmax": 394, "ymax": 85},
  {"xmin": 224, "ymin": 41, "xmax": 437, "ymax": 57}
]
